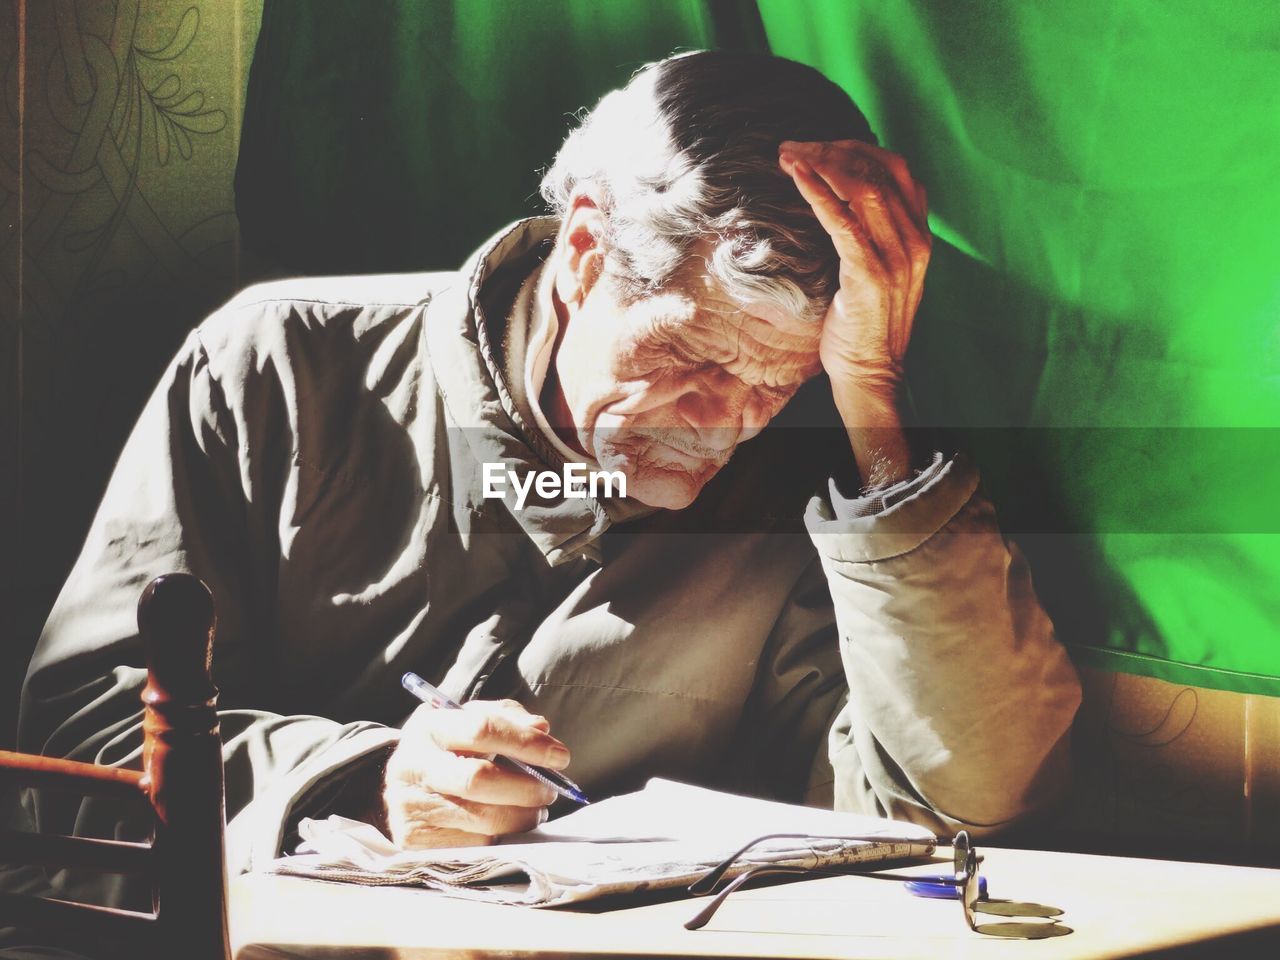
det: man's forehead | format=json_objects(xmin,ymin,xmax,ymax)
[
  {"xmin": 634, "ymin": 290, "xmax": 814, "ymax": 362},
  {"xmin": 675, "ymin": 240, "xmax": 815, "ymax": 327},
  {"xmin": 632, "ymin": 275, "xmax": 823, "ymax": 386},
  {"xmin": 655, "ymin": 269, "xmax": 818, "ymax": 340}
]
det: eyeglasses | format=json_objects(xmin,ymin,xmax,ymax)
[{"xmin": 685, "ymin": 830, "xmax": 984, "ymax": 932}]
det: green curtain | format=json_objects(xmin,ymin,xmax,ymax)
[
  {"xmin": 236, "ymin": 1, "xmax": 1279, "ymax": 694},
  {"xmin": 759, "ymin": 0, "xmax": 1280, "ymax": 694},
  {"xmin": 236, "ymin": 0, "xmax": 765, "ymax": 272}
]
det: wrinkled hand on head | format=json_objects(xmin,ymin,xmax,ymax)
[{"xmin": 778, "ymin": 139, "xmax": 931, "ymax": 397}]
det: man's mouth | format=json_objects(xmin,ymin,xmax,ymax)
[
  {"xmin": 634, "ymin": 435, "xmax": 732, "ymax": 471},
  {"xmin": 648, "ymin": 442, "xmax": 713, "ymax": 470},
  {"xmin": 592, "ymin": 422, "xmax": 732, "ymax": 474}
]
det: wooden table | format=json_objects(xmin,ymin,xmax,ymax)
[{"xmin": 230, "ymin": 846, "xmax": 1280, "ymax": 959}]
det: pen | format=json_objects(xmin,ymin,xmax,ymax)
[{"xmin": 401, "ymin": 671, "xmax": 590, "ymax": 805}]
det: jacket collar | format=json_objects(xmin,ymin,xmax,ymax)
[{"xmin": 422, "ymin": 218, "xmax": 619, "ymax": 566}]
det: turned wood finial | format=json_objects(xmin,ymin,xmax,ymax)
[
  {"xmin": 0, "ymin": 575, "xmax": 231, "ymax": 958},
  {"xmin": 139, "ymin": 573, "xmax": 217, "ymax": 703},
  {"xmin": 138, "ymin": 573, "xmax": 230, "ymax": 959}
]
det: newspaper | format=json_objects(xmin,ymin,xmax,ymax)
[{"xmin": 268, "ymin": 778, "xmax": 936, "ymax": 906}]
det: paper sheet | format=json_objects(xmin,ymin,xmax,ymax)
[{"xmin": 268, "ymin": 778, "xmax": 937, "ymax": 906}]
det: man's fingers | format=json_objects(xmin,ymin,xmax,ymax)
[
  {"xmin": 868, "ymin": 146, "xmax": 929, "ymax": 232},
  {"xmin": 869, "ymin": 166, "xmax": 930, "ymax": 333},
  {"xmin": 900, "ymin": 206, "xmax": 931, "ymax": 333},
  {"xmin": 786, "ymin": 152, "xmax": 914, "ymax": 304},
  {"xmin": 417, "ymin": 750, "xmax": 558, "ymax": 808},
  {"xmin": 385, "ymin": 781, "xmax": 547, "ymax": 847},
  {"xmin": 388, "ymin": 698, "xmax": 569, "ymax": 848},
  {"xmin": 781, "ymin": 142, "xmax": 930, "ymax": 309},
  {"xmin": 912, "ymin": 181, "xmax": 929, "ymax": 229},
  {"xmin": 489, "ymin": 700, "xmax": 552, "ymax": 732},
  {"xmin": 783, "ymin": 156, "xmax": 879, "ymax": 277},
  {"xmin": 781, "ymin": 140, "xmax": 901, "ymax": 208},
  {"xmin": 781, "ymin": 139, "xmax": 929, "ymax": 233},
  {"xmin": 798, "ymin": 154, "xmax": 921, "ymax": 273},
  {"xmin": 430, "ymin": 703, "xmax": 571, "ymax": 769},
  {"xmin": 843, "ymin": 180, "xmax": 910, "ymax": 279},
  {"xmin": 878, "ymin": 193, "xmax": 928, "ymax": 357},
  {"xmin": 448, "ymin": 793, "xmax": 548, "ymax": 837},
  {"xmin": 384, "ymin": 783, "xmax": 494, "ymax": 849},
  {"xmin": 394, "ymin": 822, "xmax": 492, "ymax": 851},
  {"xmin": 780, "ymin": 140, "xmax": 933, "ymax": 375}
]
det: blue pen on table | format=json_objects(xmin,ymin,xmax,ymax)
[{"xmin": 401, "ymin": 671, "xmax": 590, "ymax": 805}]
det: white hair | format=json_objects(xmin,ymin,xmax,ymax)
[{"xmin": 540, "ymin": 51, "xmax": 877, "ymax": 325}]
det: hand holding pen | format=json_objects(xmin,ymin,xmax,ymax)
[{"xmin": 381, "ymin": 672, "xmax": 588, "ymax": 850}]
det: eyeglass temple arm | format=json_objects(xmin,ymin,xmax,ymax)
[
  {"xmin": 688, "ymin": 832, "xmax": 931, "ymax": 897},
  {"xmin": 685, "ymin": 864, "xmax": 814, "ymax": 930},
  {"xmin": 687, "ymin": 833, "xmax": 813, "ymax": 896}
]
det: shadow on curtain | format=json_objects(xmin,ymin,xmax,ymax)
[{"xmin": 234, "ymin": 0, "xmax": 1280, "ymax": 695}]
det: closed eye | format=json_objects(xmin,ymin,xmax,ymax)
[
  {"xmin": 661, "ymin": 338, "xmax": 710, "ymax": 370},
  {"xmin": 759, "ymin": 384, "xmax": 798, "ymax": 405}
]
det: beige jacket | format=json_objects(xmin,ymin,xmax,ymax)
[{"xmin": 19, "ymin": 219, "xmax": 1081, "ymax": 901}]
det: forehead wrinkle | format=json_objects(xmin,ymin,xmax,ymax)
[
  {"xmin": 684, "ymin": 271, "xmax": 819, "ymax": 350},
  {"xmin": 726, "ymin": 320, "xmax": 821, "ymax": 383},
  {"xmin": 724, "ymin": 358, "xmax": 816, "ymax": 390},
  {"xmin": 650, "ymin": 304, "xmax": 742, "ymax": 364},
  {"xmin": 641, "ymin": 270, "xmax": 821, "ymax": 387},
  {"xmin": 685, "ymin": 265, "xmax": 817, "ymax": 333},
  {"xmin": 721, "ymin": 347, "xmax": 818, "ymax": 390},
  {"xmin": 738, "ymin": 314, "xmax": 820, "ymax": 352},
  {"xmin": 649, "ymin": 303, "xmax": 819, "ymax": 389}
]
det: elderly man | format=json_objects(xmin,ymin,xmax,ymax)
[{"xmin": 19, "ymin": 50, "xmax": 1080, "ymax": 881}]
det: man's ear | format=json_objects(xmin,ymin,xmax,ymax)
[{"xmin": 553, "ymin": 194, "xmax": 606, "ymax": 308}]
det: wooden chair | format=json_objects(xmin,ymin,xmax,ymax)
[{"xmin": 0, "ymin": 574, "xmax": 230, "ymax": 960}]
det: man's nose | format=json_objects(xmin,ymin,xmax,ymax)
[{"xmin": 674, "ymin": 383, "xmax": 750, "ymax": 452}]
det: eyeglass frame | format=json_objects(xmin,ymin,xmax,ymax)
[{"xmin": 684, "ymin": 829, "xmax": 982, "ymax": 932}]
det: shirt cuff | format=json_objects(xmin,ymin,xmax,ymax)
[
  {"xmin": 826, "ymin": 451, "xmax": 950, "ymax": 519},
  {"xmin": 805, "ymin": 453, "xmax": 980, "ymax": 564}
]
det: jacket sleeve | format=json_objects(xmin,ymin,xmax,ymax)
[
  {"xmin": 761, "ymin": 454, "xmax": 1081, "ymax": 837},
  {"xmin": 17, "ymin": 328, "xmax": 398, "ymax": 895}
]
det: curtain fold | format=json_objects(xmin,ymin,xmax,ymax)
[{"xmin": 235, "ymin": 0, "xmax": 1280, "ymax": 694}]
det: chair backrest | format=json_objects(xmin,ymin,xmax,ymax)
[{"xmin": 0, "ymin": 574, "xmax": 230, "ymax": 960}]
